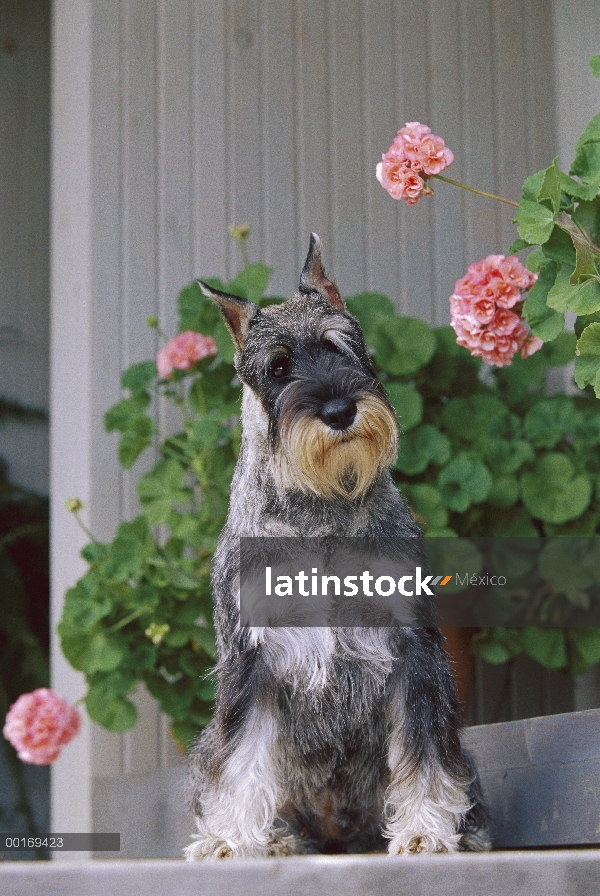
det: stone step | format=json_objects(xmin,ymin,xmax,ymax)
[{"xmin": 2, "ymin": 851, "xmax": 600, "ymax": 896}]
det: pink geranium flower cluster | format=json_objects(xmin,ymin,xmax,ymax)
[
  {"xmin": 157, "ymin": 331, "xmax": 217, "ymax": 379},
  {"xmin": 376, "ymin": 122, "xmax": 454, "ymax": 205},
  {"xmin": 450, "ymin": 255, "xmax": 543, "ymax": 367},
  {"xmin": 3, "ymin": 688, "xmax": 80, "ymax": 765}
]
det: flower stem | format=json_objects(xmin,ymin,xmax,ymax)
[
  {"xmin": 110, "ymin": 607, "xmax": 148, "ymax": 631},
  {"xmin": 71, "ymin": 510, "xmax": 97, "ymax": 543},
  {"xmin": 433, "ymin": 174, "xmax": 519, "ymax": 208}
]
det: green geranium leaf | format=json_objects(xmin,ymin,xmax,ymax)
[
  {"xmin": 104, "ymin": 394, "xmax": 151, "ymax": 433},
  {"xmin": 60, "ymin": 581, "xmax": 112, "ymax": 630},
  {"xmin": 118, "ymin": 416, "xmax": 155, "ymax": 469},
  {"xmin": 346, "ymin": 292, "xmax": 396, "ymax": 324},
  {"xmin": 568, "ymin": 629, "xmax": 600, "ymax": 676},
  {"xmin": 425, "ymin": 538, "xmax": 482, "ymax": 594},
  {"xmin": 521, "ymin": 170, "xmax": 545, "ymax": 202},
  {"xmin": 226, "ymin": 263, "xmax": 272, "ymax": 304},
  {"xmin": 522, "ymin": 261, "xmax": 565, "ymax": 340},
  {"xmin": 515, "ymin": 200, "xmax": 556, "ymax": 245},
  {"xmin": 372, "ymin": 315, "xmax": 436, "ymax": 376},
  {"xmin": 171, "ymin": 720, "xmax": 203, "ymax": 752},
  {"xmin": 385, "ymin": 382, "xmax": 423, "ymax": 431},
  {"xmin": 538, "ymin": 158, "xmax": 561, "ymax": 214},
  {"xmin": 483, "ymin": 437, "xmax": 534, "ymax": 474},
  {"xmin": 577, "ymin": 321, "xmax": 600, "ymax": 355},
  {"xmin": 521, "ymin": 628, "xmax": 567, "ymax": 671},
  {"xmin": 523, "ymin": 397, "xmax": 576, "ymax": 448},
  {"xmin": 104, "ymin": 516, "xmax": 152, "ymax": 582},
  {"xmin": 80, "ymin": 541, "xmax": 110, "ymax": 564},
  {"xmin": 571, "ymin": 144, "xmax": 600, "ymax": 192},
  {"xmin": 546, "ymin": 264, "xmax": 579, "ymax": 312},
  {"xmin": 178, "ymin": 280, "xmax": 222, "ymax": 333},
  {"xmin": 61, "ymin": 628, "xmax": 125, "ymax": 674},
  {"xmin": 521, "ymin": 453, "xmax": 592, "ymax": 523},
  {"xmin": 569, "ymin": 278, "xmax": 600, "ymax": 316},
  {"xmin": 85, "ymin": 690, "xmax": 137, "ymax": 731},
  {"xmin": 558, "ymin": 172, "xmax": 599, "ymax": 202},
  {"xmin": 541, "ymin": 331, "xmax": 577, "ymax": 366},
  {"xmin": 590, "ymin": 55, "xmax": 600, "ymax": 78},
  {"xmin": 471, "ymin": 627, "xmax": 522, "ymax": 664},
  {"xmin": 525, "ymin": 248, "xmax": 545, "ymax": 272},
  {"xmin": 437, "ymin": 453, "xmax": 492, "ymax": 512},
  {"xmin": 396, "ymin": 425, "xmax": 452, "ymax": 475},
  {"xmin": 574, "ymin": 355, "xmax": 600, "ymax": 395},
  {"xmin": 190, "ymin": 416, "xmax": 230, "ymax": 450},
  {"xmin": 442, "ymin": 394, "xmax": 507, "ymax": 443},
  {"xmin": 508, "ymin": 238, "xmax": 530, "ymax": 254},
  {"xmin": 538, "ymin": 539, "xmax": 595, "ymax": 592},
  {"xmin": 138, "ymin": 459, "xmax": 192, "ymax": 525},
  {"xmin": 121, "ymin": 361, "xmax": 158, "ymax": 393},
  {"xmin": 541, "ymin": 226, "xmax": 577, "ymax": 267},
  {"xmin": 571, "ymin": 112, "xmax": 600, "ymax": 180},
  {"xmin": 487, "ymin": 474, "xmax": 519, "ymax": 507},
  {"xmin": 402, "ymin": 484, "xmax": 448, "ymax": 530}
]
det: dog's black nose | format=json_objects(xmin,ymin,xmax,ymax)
[{"xmin": 319, "ymin": 397, "xmax": 357, "ymax": 431}]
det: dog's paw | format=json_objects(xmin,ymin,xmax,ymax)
[
  {"xmin": 184, "ymin": 836, "xmax": 236, "ymax": 860},
  {"xmin": 267, "ymin": 833, "xmax": 303, "ymax": 856},
  {"xmin": 387, "ymin": 830, "xmax": 461, "ymax": 855}
]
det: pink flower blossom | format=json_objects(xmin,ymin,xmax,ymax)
[
  {"xmin": 157, "ymin": 331, "xmax": 217, "ymax": 379},
  {"xmin": 3, "ymin": 689, "xmax": 80, "ymax": 765},
  {"xmin": 521, "ymin": 334, "xmax": 544, "ymax": 358},
  {"xmin": 450, "ymin": 255, "xmax": 541, "ymax": 367},
  {"xmin": 376, "ymin": 122, "xmax": 453, "ymax": 205}
]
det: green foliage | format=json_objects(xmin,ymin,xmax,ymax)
[{"xmin": 513, "ymin": 88, "xmax": 600, "ymax": 386}]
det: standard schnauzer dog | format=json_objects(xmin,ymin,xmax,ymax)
[{"xmin": 185, "ymin": 234, "xmax": 490, "ymax": 859}]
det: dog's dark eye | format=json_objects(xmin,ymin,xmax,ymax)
[{"xmin": 268, "ymin": 355, "xmax": 290, "ymax": 379}]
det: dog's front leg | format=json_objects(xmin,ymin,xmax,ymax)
[
  {"xmin": 383, "ymin": 632, "xmax": 473, "ymax": 855},
  {"xmin": 186, "ymin": 706, "xmax": 287, "ymax": 860}
]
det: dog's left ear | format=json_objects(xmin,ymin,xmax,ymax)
[
  {"xmin": 299, "ymin": 233, "xmax": 345, "ymax": 311},
  {"xmin": 198, "ymin": 281, "xmax": 261, "ymax": 351}
]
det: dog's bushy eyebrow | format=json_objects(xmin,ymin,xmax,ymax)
[{"xmin": 319, "ymin": 324, "xmax": 359, "ymax": 358}]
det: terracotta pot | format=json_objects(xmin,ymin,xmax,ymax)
[{"xmin": 440, "ymin": 627, "xmax": 478, "ymax": 717}]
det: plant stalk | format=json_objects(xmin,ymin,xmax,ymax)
[{"xmin": 433, "ymin": 174, "xmax": 519, "ymax": 208}]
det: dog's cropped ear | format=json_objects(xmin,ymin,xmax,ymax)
[
  {"xmin": 299, "ymin": 233, "xmax": 345, "ymax": 311},
  {"xmin": 198, "ymin": 281, "xmax": 261, "ymax": 351}
]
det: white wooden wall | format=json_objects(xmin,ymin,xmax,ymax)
[
  {"xmin": 0, "ymin": 0, "xmax": 50, "ymax": 495},
  {"xmin": 49, "ymin": 0, "xmax": 600, "ymax": 853}
]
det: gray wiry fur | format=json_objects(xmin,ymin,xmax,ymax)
[{"xmin": 185, "ymin": 234, "xmax": 491, "ymax": 859}]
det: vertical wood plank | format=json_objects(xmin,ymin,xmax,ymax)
[
  {"xmin": 328, "ymin": 0, "xmax": 366, "ymax": 294},
  {"xmin": 119, "ymin": 0, "xmax": 159, "ymax": 523},
  {"xmin": 260, "ymin": 0, "xmax": 297, "ymax": 296},
  {"xmin": 362, "ymin": 0, "xmax": 401, "ymax": 301},
  {"xmin": 227, "ymin": 0, "xmax": 264, "ymax": 270},
  {"xmin": 459, "ymin": 0, "xmax": 500, "ymax": 283},
  {"xmin": 50, "ymin": 0, "xmax": 96, "ymax": 843},
  {"xmin": 156, "ymin": 0, "xmax": 194, "ymax": 332},
  {"xmin": 492, "ymin": 0, "xmax": 531, "ymax": 252},
  {"xmin": 429, "ymin": 0, "xmax": 465, "ymax": 323},
  {"xmin": 551, "ymin": 0, "xmax": 600, "ymax": 169},
  {"xmin": 394, "ymin": 1, "xmax": 434, "ymax": 319},
  {"xmin": 192, "ymin": 0, "xmax": 228, "ymax": 280},
  {"xmin": 294, "ymin": 0, "xmax": 333, "ymax": 277}
]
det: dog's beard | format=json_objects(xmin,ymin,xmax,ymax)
[{"xmin": 273, "ymin": 395, "xmax": 398, "ymax": 499}]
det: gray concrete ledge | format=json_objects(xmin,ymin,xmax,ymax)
[{"xmin": 2, "ymin": 851, "xmax": 600, "ymax": 896}]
